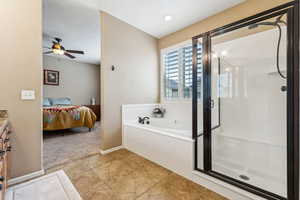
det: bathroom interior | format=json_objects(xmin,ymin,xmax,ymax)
[
  {"xmin": 2, "ymin": 0, "xmax": 300, "ymax": 200},
  {"xmin": 123, "ymin": 2, "xmax": 298, "ymax": 200}
]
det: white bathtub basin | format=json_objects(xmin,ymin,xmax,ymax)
[{"xmin": 125, "ymin": 118, "xmax": 192, "ymax": 141}]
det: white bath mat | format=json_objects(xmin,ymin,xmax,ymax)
[{"xmin": 5, "ymin": 170, "xmax": 82, "ymax": 200}]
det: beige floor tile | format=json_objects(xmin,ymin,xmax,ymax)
[
  {"xmin": 124, "ymin": 153, "xmax": 153, "ymax": 169},
  {"xmin": 63, "ymin": 159, "xmax": 93, "ymax": 181},
  {"xmin": 85, "ymin": 154, "xmax": 115, "ymax": 169},
  {"xmin": 71, "ymin": 170, "xmax": 105, "ymax": 199},
  {"xmin": 92, "ymin": 159, "xmax": 134, "ymax": 183},
  {"xmin": 136, "ymin": 179, "xmax": 176, "ymax": 200},
  {"xmin": 124, "ymin": 153, "xmax": 171, "ymax": 183},
  {"xmin": 86, "ymin": 149, "xmax": 133, "ymax": 170},
  {"xmin": 92, "ymin": 152, "xmax": 171, "ymax": 200},
  {"xmin": 107, "ymin": 169, "xmax": 158, "ymax": 200},
  {"xmin": 137, "ymin": 173, "xmax": 228, "ymax": 200},
  {"xmin": 83, "ymin": 181, "xmax": 117, "ymax": 200},
  {"xmin": 46, "ymin": 149, "xmax": 227, "ymax": 200},
  {"xmin": 141, "ymin": 162, "xmax": 171, "ymax": 184},
  {"xmin": 106, "ymin": 148, "xmax": 134, "ymax": 160}
]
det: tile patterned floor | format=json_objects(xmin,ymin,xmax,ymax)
[
  {"xmin": 43, "ymin": 122, "xmax": 101, "ymax": 169},
  {"xmin": 46, "ymin": 149, "xmax": 228, "ymax": 200}
]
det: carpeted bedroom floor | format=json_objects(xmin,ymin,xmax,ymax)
[{"xmin": 43, "ymin": 122, "xmax": 101, "ymax": 169}]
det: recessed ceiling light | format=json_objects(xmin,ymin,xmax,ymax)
[{"xmin": 164, "ymin": 15, "xmax": 172, "ymax": 22}]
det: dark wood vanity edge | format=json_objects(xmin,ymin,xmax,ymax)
[{"xmin": 0, "ymin": 118, "xmax": 10, "ymax": 200}]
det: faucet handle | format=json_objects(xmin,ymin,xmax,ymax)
[{"xmin": 138, "ymin": 116, "xmax": 143, "ymax": 123}]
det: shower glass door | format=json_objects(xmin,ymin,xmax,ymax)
[
  {"xmin": 210, "ymin": 14, "xmax": 287, "ymax": 198},
  {"xmin": 193, "ymin": 3, "xmax": 299, "ymax": 200}
]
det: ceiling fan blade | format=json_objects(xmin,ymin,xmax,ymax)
[
  {"xmin": 43, "ymin": 51, "xmax": 53, "ymax": 54},
  {"xmin": 64, "ymin": 52, "xmax": 76, "ymax": 59},
  {"xmin": 66, "ymin": 50, "xmax": 84, "ymax": 55}
]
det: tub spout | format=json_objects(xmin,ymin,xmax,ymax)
[{"xmin": 138, "ymin": 116, "xmax": 150, "ymax": 124}]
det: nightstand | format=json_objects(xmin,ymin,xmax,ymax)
[{"xmin": 84, "ymin": 105, "xmax": 100, "ymax": 121}]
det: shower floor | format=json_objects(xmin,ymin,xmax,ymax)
[{"xmin": 213, "ymin": 162, "xmax": 286, "ymax": 198}]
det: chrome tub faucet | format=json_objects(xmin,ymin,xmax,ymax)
[{"xmin": 138, "ymin": 116, "xmax": 150, "ymax": 124}]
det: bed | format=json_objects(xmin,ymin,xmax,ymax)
[{"xmin": 43, "ymin": 98, "xmax": 97, "ymax": 131}]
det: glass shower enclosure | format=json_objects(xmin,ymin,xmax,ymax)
[{"xmin": 192, "ymin": 2, "xmax": 299, "ymax": 200}]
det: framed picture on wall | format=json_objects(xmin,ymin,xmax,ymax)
[{"xmin": 44, "ymin": 69, "xmax": 59, "ymax": 86}]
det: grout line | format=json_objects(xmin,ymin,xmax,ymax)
[
  {"xmin": 88, "ymin": 150, "xmax": 173, "ymax": 199},
  {"xmin": 134, "ymin": 172, "xmax": 174, "ymax": 200}
]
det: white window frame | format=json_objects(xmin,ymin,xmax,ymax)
[{"xmin": 160, "ymin": 40, "xmax": 194, "ymax": 103}]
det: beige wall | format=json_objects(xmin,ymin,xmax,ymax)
[
  {"xmin": 100, "ymin": 12, "xmax": 159, "ymax": 150},
  {"xmin": 159, "ymin": 0, "xmax": 291, "ymax": 49},
  {"xmin": 43, "ymin": 56, "xmax": 100, "ymax": 105},
  {"xmin": 0, "ymin": 0, "xmax": 42, "ymax": 178}
]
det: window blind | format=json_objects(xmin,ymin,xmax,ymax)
[
  {"xmin": 182, "ymin": 45, "xmax": 202, "ymax": 98},
  {"xmin": 164, "ymin": 50, "xmax": 179, "ymax": 98},
  {"xmin": 163, "ymin": 43, "xmax": 202, "ymax": 100}
]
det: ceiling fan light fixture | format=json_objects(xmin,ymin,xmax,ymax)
[
  {"xmin": 44, "ymin": 37, "xmax": 83, "ymax": 59},
  {"xmin": 53, "ymin": 49, "xmax": 64, "ymax": 55}
]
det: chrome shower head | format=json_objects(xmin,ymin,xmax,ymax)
[
  {"xmin": 248, "ymin": 24, "xmax": 259, "ymax": 29},
  {"xmin": 248, "ymin": 14, "xmax": 286, "ymax": 30},
  {"xmin": 247, "ymin": 14, "xmax": 287, "ymax": 80},
  {"xmin": 248, "ymin": 21, "xmax": 277, "ymax": 29}
]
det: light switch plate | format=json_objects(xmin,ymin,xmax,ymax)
[{"xmin": 21, "ymin": 90, "xmax": 35, "ymax": 100}]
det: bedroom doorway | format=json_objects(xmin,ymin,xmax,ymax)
[{"xmin": 42, "ymin": 0, "xmax": 101, "ymax": 169}]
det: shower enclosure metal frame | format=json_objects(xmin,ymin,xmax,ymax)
[{"xmin": 192, "ymin": 2, "xmax": 299, "ymax": 200}]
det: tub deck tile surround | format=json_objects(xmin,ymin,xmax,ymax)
[{"xmin": 46, "ymin": 149, "xmax": 228, "ymax": 200}]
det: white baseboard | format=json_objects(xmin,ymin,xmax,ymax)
[
  {"xmin": 100, "ymin": 146, "xmax": 123, "ymax": 155},
  {"xmin": 8, "ymin": 169, "xmax": 45, "ymax": 186}
]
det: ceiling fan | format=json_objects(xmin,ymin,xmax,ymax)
[{"xmin": 43, "ymin": 37, "xmax": 84, "ymax": 59}]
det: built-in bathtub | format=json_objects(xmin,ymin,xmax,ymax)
[
  {"xmin": 125, "ymin": 119, "xmax": 192, "ymax": 141},
  {"xmin": 122, "ymin": 104, "xmax": 268, "ymax": 200},
  {"xmin": 123, "ymin": 118, "xmax": 194, "ymax": 179}
]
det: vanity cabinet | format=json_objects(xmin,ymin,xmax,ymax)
[{"xmin": 0, "ymin": 121, "xmax": 11, "ymax": 200}]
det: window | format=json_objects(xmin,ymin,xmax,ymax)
[
  {"xmin": 162, "ymin": 41, "xmax": 202, "ymax": 100},
  {"xmin": 164, "ymin": 50, "xmax": 179, "ymax": 98}
]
